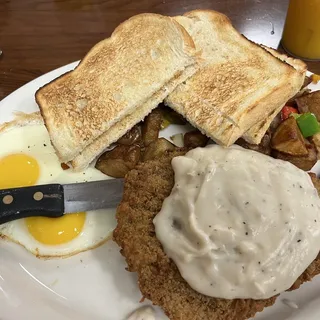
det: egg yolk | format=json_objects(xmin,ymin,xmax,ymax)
[
  {"xmin": 0, "ymin": 153, "xmax": 86, "ymax": 246},
  {"xmin": 0, "ymin": 154, "xmax": 40, "ymax": 189},
  {"xmin": 26, "ymin": 212, "xmax": 86, "ymax": 245}
]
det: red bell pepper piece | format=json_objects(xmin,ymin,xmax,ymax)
[{"xmin": 281, "ymin": 106, "xmax": 298, "ymax": 121}]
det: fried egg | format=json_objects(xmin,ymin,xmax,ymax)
[{"xmin": 0, "ymin": 115, "xmax": 116, "ymax": 258}]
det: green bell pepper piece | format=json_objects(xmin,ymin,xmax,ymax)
[{"xmin": 296, "ymin": 112, "xmax": 320, "ymax": 138}]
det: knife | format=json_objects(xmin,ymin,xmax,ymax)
[{"xmin": 0, "ymin": 179, "xmax": 124, "ymax": 225}]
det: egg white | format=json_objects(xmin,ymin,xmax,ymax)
[{"xmin": 0, "ymin": 121, "xmax": 117, "ymax": 258}]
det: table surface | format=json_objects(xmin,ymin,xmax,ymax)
[{"xmin": 0, "ymin": 0, "xmax": 319, "ymax": 101}]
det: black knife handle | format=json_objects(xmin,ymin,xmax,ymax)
[{"xmin": 0, "ymin": 184, "xmax": 64, "ymax": 225}]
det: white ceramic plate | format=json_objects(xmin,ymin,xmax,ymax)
[{"xmin": 0, "ymin": 63, "xmax": 320, "ymax": 320}]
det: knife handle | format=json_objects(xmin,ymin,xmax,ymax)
[{"xmin": 0, "ymin": 184, "xmax": 64, "ymax": 225}]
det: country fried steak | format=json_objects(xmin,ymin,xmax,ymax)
[{"xmin": 113, "ymin": 149, "xmax": 320, "ymax": 320}]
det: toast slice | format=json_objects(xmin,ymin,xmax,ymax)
[
  {"xmin": 70, "ymin": 64, "xmax": 197, "ymax": 170},
  {"xmin": 166, "ymin": 10, "xmax": 306, "ymax": 146},
  {"xmin": 242, "ymin": 46, "xmax": 307, "ymax": 144},
  {"xmin": 36, "ymin": 13, "xmax": 198, "ymax": 163}
]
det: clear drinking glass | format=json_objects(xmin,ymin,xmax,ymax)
[{"xmin": 282, "ymin": 0, "xmax": 320, "ymax": 61}]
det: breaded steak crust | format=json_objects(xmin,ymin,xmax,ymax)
[{"xmin": 113, "ymin": 150, "xmax": 320, "ymax": 320}]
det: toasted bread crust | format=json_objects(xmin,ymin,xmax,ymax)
[
  {"xmin": 36, "ymin": 13, "xmax": 198, "ymax": 163},
  {"xmin": 114, "ymin": 150, "xmax": 320, "ymax": 320}
]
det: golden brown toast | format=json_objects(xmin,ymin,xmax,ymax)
[
  {"xmin": 166, "ymin": 10, "xmax": 306, "ymax": 146},
  {"xmin": 36, "ymin": 13, "xmax": 199, "ymax": 163}
]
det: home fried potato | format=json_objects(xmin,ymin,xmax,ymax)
[
  {"xmin": 272, "ymin": 141, "xmax": 317, "ymax": 171},
  {"xmin": 142, "ymin": 109, "xmax": 163, "ymax": 146},
  {"xmin": 296, "ymin": 90, "xmax": 320, "ymax": 120},
  {"xmin": 271, "ymin": 117, "xmax": 308, "ymax": 156},
  {"xmin": 184, "ymin": 130, "xmax": 209, "ymax": 148},
  {"xmin": 143, "ymin": 138, "xmax": 176, "ymax": 161},
  {"xmin": 117, "ymin": 126, "xmax": 141, "ymax": 146},
  {"xmin": 95, "ymin": 145, "xmax": 141, "ymax": 178}
]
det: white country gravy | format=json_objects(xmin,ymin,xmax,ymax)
[{"xmin": 153, "ymin": 145, "xmax": 320, "ymax": 300}]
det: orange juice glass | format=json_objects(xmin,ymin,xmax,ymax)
[{"xmin": 282, "ymin": 0, "xmax": 320, "ymax": 60}]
